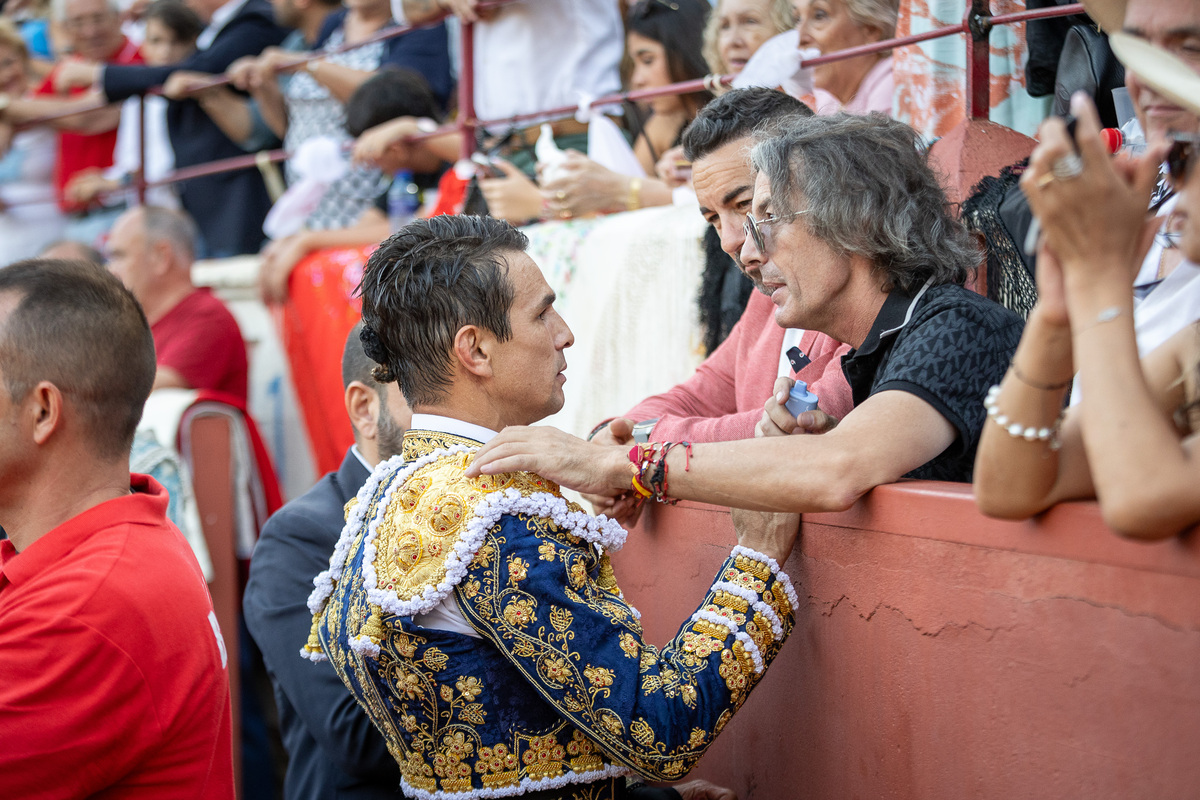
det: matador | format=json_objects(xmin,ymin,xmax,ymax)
[{"xmin": 305, "ymin": 215, "xmax": 801, "ymax": 800}]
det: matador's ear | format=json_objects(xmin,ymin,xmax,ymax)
[{"xmin": 453, "ymin": 324, "xmax": 493, "ymax": 378}]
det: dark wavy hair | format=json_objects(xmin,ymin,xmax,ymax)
[
  {"xmin": 345, "ymin": 67, "xmax": 441, "ymax": 139},
  {"xmin": 628, "ymin": 0, "xmax": 711, "ymax": 82},
  {"xmin": 356, "ymin": 215, "xmax": 528, "ymax": 407},
  {"xmin": 681, "ymin": 87, "xmax": 812, "ymax": 162},
  {"xmin": 142, "ymin": 0, "xmax": 203, "ymax": 45},
  {"xmin": 627, "ymin": 0, "xmax": 711, "ymax": 113},
  {"xmin": 750, "ymin": 113, "xmax": 980, "ymax": 292}
]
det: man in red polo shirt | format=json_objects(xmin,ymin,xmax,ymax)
[
  {"xmin": 3, "ymin": 0, "xmax": 140, "ymax": 239},
  {"xmin": 0, "ymin": 258, "xmax": 234, "ymax": 798},
  {"xmin": 106, "ymin": 204, "xmax": 248, "ymax": 402}
]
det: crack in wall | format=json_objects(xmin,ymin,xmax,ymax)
[
  {"xmin": 1065, "ymin": 668, "xmax": 1094, "ymax": 688},
  {"xmin": 1021, "ymin": 594, "xmax": 1196, "ymax": 634},
  {"xmin": 805, "ymin": 591, "xmax": 1200, "ymax": 639}
]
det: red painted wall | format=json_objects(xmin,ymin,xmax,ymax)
[{"xmin": 611, "ymin": 482, "xmax": 1200, "ymax": 799}]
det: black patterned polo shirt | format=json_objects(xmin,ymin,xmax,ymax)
[{"xmin": 841, "ymin": 281, "xmax": 1025, "ymax": 483}]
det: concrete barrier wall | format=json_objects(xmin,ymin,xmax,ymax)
[{"xmin": 611, "ymin": 483, "xmax": 1200, "ymax": 800}]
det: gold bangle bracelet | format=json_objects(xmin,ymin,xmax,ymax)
[{"xmin": 626, "ymin": 177, "xmax": 642, "ymax": 211}]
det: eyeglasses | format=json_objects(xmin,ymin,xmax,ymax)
[
  {"xmin": 743, "ymin": 211, "xmax": 807, "ymax": 254},
  {"xmin": 1166, "ymin": 133, "xmax": 1200, "ymax": 186}
]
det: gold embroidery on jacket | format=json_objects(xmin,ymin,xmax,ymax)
[
  {"xmin": 315, "ymin": 429, "xmax": 796, "ymax": 795},
  {"xmin": 371, "ymin": 450, "xmax": 554, "ymax": 608}
]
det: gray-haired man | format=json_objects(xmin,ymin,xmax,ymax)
[{"xmin": 470, "ymin": 113, "xmax": 1025, "ymax": 509}]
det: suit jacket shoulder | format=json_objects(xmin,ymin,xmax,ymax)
[{"xmin": 104, "ymin": 0, "xmax": 286, "ymax": 101}]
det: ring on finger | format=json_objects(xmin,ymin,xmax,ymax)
[
  {"xmin": 555, "ymin": 190, "xmax": 567, "ymax": 201},
  {"xmin": 1035, "ymin": 172, "xmax": 1056, "ymax": 189},
  {"xmin": 1050, "ymin": 152, "xmax": 1084, "ymax": 180}
]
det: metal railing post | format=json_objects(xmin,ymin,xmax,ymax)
[
  {"xmin": 457, "ymin": 18, "xmax": 477, "ymax": 163},
  {"xmin": 136, "ymin": 95, "xmax": 147, "ymax": 205},
  {"xmin": 965, "ymin": 0, "xmax": 993, "ymax": 120}
]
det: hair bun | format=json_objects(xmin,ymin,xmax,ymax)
[{"xmin": 359, "ymin": 324, "xmax": 390, "ymax": 365}]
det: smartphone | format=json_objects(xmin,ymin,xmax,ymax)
[
  {"xmin": 1023, "ymin": 114, "xmax": 1084, "ymax": 256},
  {"xmin": 470, "ymin": 153, "xmax": 505, "ymax": 179}
]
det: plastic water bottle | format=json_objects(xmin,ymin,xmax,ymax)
[
  {"xmin": 387, "ymin": 170, "xmax": 420, "ymax": 233},
  {"xmin": 1118, "ymin": 116, "xmax": 1146, "ymax": 156},
  {"xmin": 785, "ymin": 380, "xmax": 819, "ymax": 417},
  {"xmin": 1101, "ymin": 117, "xmax": 1147, "ymax": 156},
  {"xmin": 1109, "ymin": 87, "xmax": 1146, "ymax": 156}
]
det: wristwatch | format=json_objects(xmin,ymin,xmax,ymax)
[{"xmin": 631, "ymin": 418, "xmax": 658, "ymax": 444}]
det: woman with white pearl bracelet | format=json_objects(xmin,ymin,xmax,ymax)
[{"xmin": 972, "ymin": 46, "xmax": 1200, "ymax": 541}]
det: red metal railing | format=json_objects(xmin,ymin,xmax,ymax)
[{"xmin": 12, "ymin": 1, "xmax": 1086, "ymax": 209}]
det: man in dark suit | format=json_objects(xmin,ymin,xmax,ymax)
[
  {"xmin": 94, "ymin": 0, "xmax": 289, "ymax": 256},
  {"xmin": 243, "ymin": 323, "xmax": 411, "ymax": 799}
]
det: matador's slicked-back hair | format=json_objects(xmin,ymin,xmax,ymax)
[{"xmin": 357, "ymin": 215, "xmax": 528, "ymax": 407}]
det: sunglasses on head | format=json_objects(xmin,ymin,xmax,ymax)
[{"xmin": 1166, "ymin": 133, "xmax": 1200, "ymax": 186}]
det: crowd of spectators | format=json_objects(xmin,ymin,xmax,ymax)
[
  {"xmin": 2, "ymin": 0, "xmax": 1200, "ymax": 798},
  {"xmin": 0, "ymin": 0, "xmax": 903, "ymax": 253}
]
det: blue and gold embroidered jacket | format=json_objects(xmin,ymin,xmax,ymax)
[{"xmin": 306, "ymin": 430, "xmax": 797, "ymax": 800}]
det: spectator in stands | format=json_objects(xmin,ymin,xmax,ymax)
[
  {"xmin": 1087, "ymin": 0, "xmax": 1200, "ymax": 152},
  {"xmin": 654, "ymin": 0, "xmax": 794, "ymax": 188},
  {"xmin": 0, "ymin": 258, "xmax": 233, "ymax": 797},
  {"xmin": 40, "ymin": 237, "xmax": 103, "ymax": 263},
  {"xmin": 1071, "ymin": 0, "xmax": 1200, "ymax": 380},
  {"xmin": 962, "ymin": 0, "xmax": 1200, "ymax": 351},
  {"xmin": 224, "ymin": 0, "xmax": 450, "ymax": 232},
  {"xmin": 974, "ymin": 40, "xmax": 1200, "ymax": 539},
  {"xmin": 64, "ymin": 0, "xmax": 202, "ymax": 211},
  {"xmin": 160, "ymin": 0, "xmax": 343, "ymax": 153},
  {"xmin": 106, "ymin": 204, "xmax": 248, "ymax": 401},
  {"xmin": 704, "ymin": 0, "xmax": 796, "ymax": 76},
  {"xmin": 391, "ymin": 0, "xmax": 624, "ymax": 216},
  {"xmin": 60, "ymin": 0, "xmax": 289, "ymax": 256},
  {"xmin": 244, "ymin": 323, "xmax": 410, "ymax": 800},
  {"xmin": 469, "ymin": 113, "xmax": 1024, "ymax": 509},
  {"xmin": 1, "ymin": 0, "xmax": 141, "ymax": 245},
  {"xmin": 258, "ymin": 67, "xmax": 442, "ymax": 302},
  {"xmin": 1, "ymin": 0, "xmax": 56, "ymax": 80},
  {"xmin": 536, "ymin": 0, "xmax": 713, "ymax": 221},
  {"xmin": 345, "ymin": 67, "xmax": 446, "ymax": 179},
  {"xmin": 0, "ymin": 19, "xmax": 65, "ymax": 262},
  {"xmin": 586, "ymin": 88, "xmax": 851, "ymax": 523},
  {"xmin": 794, "ymin": 0, "xmax": 897, "ymax": 115}
]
